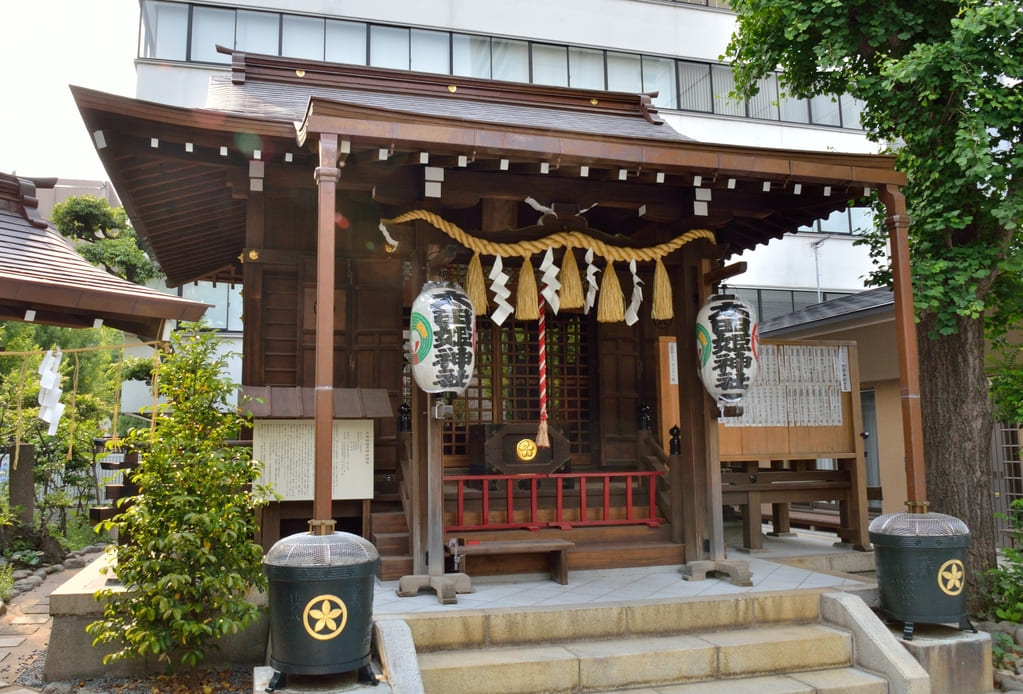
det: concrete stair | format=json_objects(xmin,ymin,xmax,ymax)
[{"xmin": 390, "ymin": 590, "xmax": 926, "ymax": 694}]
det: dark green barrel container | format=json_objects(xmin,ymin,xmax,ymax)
[
  {"xmin": 263, "ymin": 530, "xmax": 380, "ymax": 675},
  {"xmin": 868, "ymin": 511, "xmax": 971, "ymax": 640}
]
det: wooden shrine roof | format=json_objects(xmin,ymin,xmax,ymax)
[
  {"xmin": 72, "ymin": 50, "xmax": 905, "ymax": 287},
  {"xmin": 0, "ymin": 173, "xmax": 208, "ymax": 339}
]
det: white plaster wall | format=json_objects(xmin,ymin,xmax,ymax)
[{"xmin": 728, "ymin": 234, "xmax": 878, "ymax": 292}]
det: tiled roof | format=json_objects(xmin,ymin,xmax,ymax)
[
  {"xmin": 0, "ymin": 173, "xmax": 208, "ymax": 339},
  {"xmin": 204, "ymin": 75, "xmax": 691, "ymax": 143},
  {"xmin": 759, "ymin": 287, "xmax": 894, "ymax": 335}
]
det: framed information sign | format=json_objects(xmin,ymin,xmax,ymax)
[{"xmin": 252, "ymin": 419, "xmax": 374, "ymax": 500}]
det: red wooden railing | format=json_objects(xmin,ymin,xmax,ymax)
[{"xmin": 444, "ymin": 470, "xmax": 665, "ymax": 532}]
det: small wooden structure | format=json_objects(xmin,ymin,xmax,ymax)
[{"xmin": 71, "ymin": 50, "xmax": 922, "ymax": 586}]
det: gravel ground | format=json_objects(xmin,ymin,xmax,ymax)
[{"xmin": 17, "ymin": 658, "xmax": 253, "ymax": 693}]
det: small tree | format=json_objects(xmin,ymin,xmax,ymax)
[{"xmin": 88, "ymin": 322, "xmax": 273, "ymax": 672}]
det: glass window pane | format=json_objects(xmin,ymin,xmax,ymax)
[
  {"xmin": 749, "ymin": 74, "xmax": 779, "ymax": 120},
  {"xmin": 370, "ymin": 25, "xmax": 409, "ymax": 70},
  {"xmin": 492, "ymin": 38, "xmax": 529, "ymax": 83},
  {"xmin": 642, "ymin": 55, "xmax": 676, "ymax": 109},
  {"xmin": 810, "ymin": 94, "xmax": 842, "ymax": 126},
  {"xmin": 711, "ymin": 64, "xmax": 745, "ymax": 116},
  {"xmin": 326, "ymin": 20, "xmax": 366, "ymax": 65},
  {"xmin": 818, "ymin": 208, "xmax": 850, "ymax": 234},
  {"xmin": 532, "ymin": 43, "xmax": 568, "ymax": 86},
  {"xmin": 732, "ymin": 289, "xmax": 761, "ymax": 318},
  {"xmin": 779, "ymin": 92, "xmax": 810, "ymax": 123},
  {"xmin": 142, "ymin": 1, "xmax": 187, "ymax": 61},
  {"xmin": 191, "ymin": 6, "xmax": 234, "ymax": 63},
  {"xmin": 849, "ymin": 206, "xmax": 875, "ymax": 235},
  {"xmin": 411, "ymin": 29, "xmax": 449, "ymax": 73},
  {"xmin": 792, "ymin": 290, "xmax": 818, "ymax": 311},
  {"xmin": 607, "ymin": 52, "xmax": 641, "ymax": 92},
  {"xmin": 759, "ymin": 290, "xmax": 794, "ymax": 320},
  {"xmin": 182, "ymin": 283, "xmax": 228, "ymax": 329},
  {"xmin": 237, "ymin": 10, "xmax": 279, "ymax": 55},
  {"xmin": 227, "ymin": 284, "xmax": 244, "ymax": 331},
  {"xmin": 678, "ymin": 60, "xmax": 712, "ymax": 112},
  {"xmin": 282, "ymin": 15, "xmax": 324, "ymax": 60},
  {"xmin": 840, "ymin": 93, "xmax": 864, "ymax": 129},
  {"xmin": 452, "ymin": 34, "xmax": 490, "ymax": 78},
  {"xmin": 569, "ymin": 47, "xmax": 604, "ymax": 90}
]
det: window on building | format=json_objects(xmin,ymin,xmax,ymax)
[
  {"xmin": 779, "ymin": 91, "xmax": 811, "ymax": 123},
  {"xmin": 369, "ymin": 25, "xmax": 409, "ymax": 70},
  {"xmin": 325, "ymin": 20, "xmax": 367, "ymax": 65},
  {"xmin": 411, "ymin": 29, "xmax": 449, "ymax": 74},
  {"xmin": 236, "ymin": 10, "xmax": 279, "ymax": 56},
  {"xmin": 452, "ymin": 33, "xmax": 491, "ymax": 78},
  {"xmin": 642, "ymin": 55, "xmax": 677, "ymax": 110},
  {"xmin": 180, "ymin": 282, "xmax": 243, "ymax": 332},
  {"xmin": 190, "ymin": 5, "xmax": 234, "ymax": 63},
  {"xmin": 569, "ymin": 47, "xmax": 605, "ymax": 90},
  {"xmin": 810, "ymin": 94, "xmax": 842, "ymax": 127},
  {"xmin": 606, "ymin": 51, "xmax": 642, "ymax": 93},
  {"xmin": 532, "ymin": 43, "xmax": 569, "ymax": 87},
  {"xmin": 492, "ymin": 38, "xmax": 529, "ymax": 82},
  {"xmin": 710, "ymin": 64, "xmax": 745, "ymax": 117},
  {"xmin": 283, "ymin": 15, "xmax": 324, "ymax": 61},
  {"xmin": 748, "ymin": 74, "xmax": 780, "ymax": 121},
  {"xmin": 678, "ymin": 60, "xmax": 712, "ymax": 112},
  {"xmin": 141, "ymin": 1, "xmax": 188, "ymax": 61}
]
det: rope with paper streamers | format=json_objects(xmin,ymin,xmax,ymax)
[{"xmin": 379, "ymin": 209, "xmax": 716, "ymax": 323}]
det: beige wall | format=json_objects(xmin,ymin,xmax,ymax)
[{"xmin": 863, "ymin": 379, "xmax": 908, "ymax": 515}]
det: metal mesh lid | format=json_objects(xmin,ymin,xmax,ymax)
[
  {"xmin": 264, "ymin": 530, "xmax": 380, "ymax": 567},
  {"xmin": 868, "ymin": 511, "xmax": 970, "ymax": 537}
]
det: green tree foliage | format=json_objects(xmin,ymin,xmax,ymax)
[
  {"xmin": 725, "ymin": 0, "xmax": 1022, "ymax": 599},
  {"xmin": 50, "ymin": 195, "xmax": 161, "ymax": 285},
  {"xmin": 87, "ymin": 323, "xmax": 273, "ymax": 670}
]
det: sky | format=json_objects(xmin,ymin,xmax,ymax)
[{"xmin": 1, "ymin": 0, "xmax": 141, "ymax": 181}]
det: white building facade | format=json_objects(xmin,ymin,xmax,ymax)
[{"xmin": 132, "ymin": 0, "xmax": 882, "ymax": 321}]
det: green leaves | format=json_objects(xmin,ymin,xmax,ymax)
[{"xmin": 86, "ymin": 322, "xmax": 274, "ymax": 671}]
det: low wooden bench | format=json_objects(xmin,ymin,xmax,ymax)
[{"xmin": 446, "ymin": 538, "xmax": 575, "ymax": 585}]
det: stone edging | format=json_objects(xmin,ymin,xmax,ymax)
[{"xmin": 0, "ymin": 543, "xmax": 109, "ymax": 615}]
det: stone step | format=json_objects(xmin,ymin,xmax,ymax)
[
  {"xmin": 589, "ymin": 667, "xmax": 888, "ymax": 693},
  {"xmin": 417, "ymin": 623, "xmax": 853, "ymax": 693}
]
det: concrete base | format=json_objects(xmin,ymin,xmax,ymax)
[
  {"xmin": 44, "ymin": 553, "xmax": 268, "ymax": 681},
  {"xmin": 396, "ymin": 573, "xmax": 473, "ymax": 604},
  {"xmin": 680, "ymin": 560, "xmax": 753, "ymax": 586},
  {"xmin": 253, "ymin": 665, "xmax": 390, "ymax": 693},
  {"xmin": 895, "ymin": 622, "xmax": 994, "ymax": 694}
]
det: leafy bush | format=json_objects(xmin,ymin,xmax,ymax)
[
  {"xmin": 981, "ymin": 498, "xmax": 1023, "ymax": 624},
  {"xmin": 0, "ymin": 563, "xmax": 12, "ymax": 601},
  {"xmin": 87, "ymin": 323, "xmax": 274, "ymax": 670}
]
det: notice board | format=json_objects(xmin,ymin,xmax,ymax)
[{"xmin": 253, "ymin": 419, "xmax": 374, "ymax": 500}]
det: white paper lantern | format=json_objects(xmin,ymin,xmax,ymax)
[
  {"xmin": 695, "ymin": 293, "xmax": 759, "ymax": 407},
  {"xmin": 410, "ymin": 282, "xmax": 476, "ymax": 394}
]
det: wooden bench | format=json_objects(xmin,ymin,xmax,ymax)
[{"xmin": 446, "ymin": 538, "xmax": 575, "ymax": 584}]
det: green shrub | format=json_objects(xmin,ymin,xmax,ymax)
[
  {"xmin": 981, "ymin": 498, "xmax": 1023, "ymax": 624},
  {"xmin": 87, "ymin": 323, "xmax": 274, "ymax": 670},
  {"xmin": 0, "ymin": 563, "xmax": 12, "ymax": 601}
]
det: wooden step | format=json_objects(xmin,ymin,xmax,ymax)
[
  {"xmin": 372, "ymin": 531, "xmax": 410, "ymax": 556},
  {"xmin": 379, "ymin": 554, "xmax": 413, "ymax": 581},
  {"xmin": 371, "ymin": 510, "xmax": 409, "ymax": 534}
]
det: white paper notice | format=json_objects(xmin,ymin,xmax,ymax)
[{"xmin": 253, "ymin": 419, "xmax": 374, "ymax": 500}]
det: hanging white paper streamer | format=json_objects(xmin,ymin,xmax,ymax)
[
  {"xmin": 624, "ymin": 259, "xmax": 643, "ymax": 326},
  {"xmin": 488, "ymin": 255, "xmax": 513, "ymax": 325},
  {"xmin": 583, "ymin": 248, "xmax": 600, "ymax": 314},
  {"xmin": 538, "ymin": 248, "xmax": 561, "ymax": 315},
  {"xmin": 524, "ymin": 196, "xmax": 555, "ymax": 224},
  {"xmin": 37, "ymin": 348, "xmax": 64, "ymax": 435}
]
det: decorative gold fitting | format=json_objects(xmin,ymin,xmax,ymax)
[
  {"xmin": 296, "ymin": 69, "xmax": 306, "ymax": 77},
  {"xmin": 447, "ymin": 85, "xmax": 457, "ymax": 93},
  {"xmin": 248, "ymin": 249, "xmax": 260, "ymax": 261},
  {"xmin": 308, "ymin": 519, "xmax": 336, "ymax": 536}
]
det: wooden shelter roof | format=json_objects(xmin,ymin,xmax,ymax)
[
  {"xmin": 72, "ymin": 50, "xmax": 905, "ymax": 287},
  {"xmin": 0, "ymin": 173, "xmax": 209, "ymax": 339}
]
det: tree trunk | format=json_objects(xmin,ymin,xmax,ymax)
[{"xmin": 917, "ymin": 312, "xmax": 997, "ymax": 610}]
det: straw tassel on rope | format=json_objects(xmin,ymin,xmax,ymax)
[
  {"xmin": 558, "ymin": 248, "xmax": 584, "ymax": 310},
  {"xmin": 466, "ymin": 252, "xmax": 488, "ymax": 316},
  {"xmin": 651, "ymin": 258, "xmax": 674, "ymax": 321},
  {"xmin": 516, "ymin": 256, "xmax": 539, "ymax": 321},
  {"xmin": 596, "ymin": 261, "xmax": 625, "ymax": 323}
]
